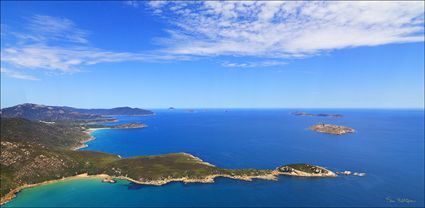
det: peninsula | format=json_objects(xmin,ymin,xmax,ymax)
[
  {"xmin": 0, "ymin": 113, "xmax": 338, "ymax": 205},
  {"xmin": 309, "ymin": 124, "xmax": 355, "ymax": 135},
  {"xmin": 83, "ymin": 122, "xmax": 148, "ymax": 132}
]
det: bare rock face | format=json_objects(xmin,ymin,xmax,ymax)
[
  {"xmin": 277, "ymin": 164, "xmax": 337, "ymax": 177},
  {"xmin": 101, "ymin": 178, "xmax": 116, "ymax": 183},
  {"xmin": 309, "ymin": 124, "xmax": 355, "ymax": 135}
]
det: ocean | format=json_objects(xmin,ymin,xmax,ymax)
[{"xmin": 4, "ymin": 109, "xmax": 424, "ymax": 207}]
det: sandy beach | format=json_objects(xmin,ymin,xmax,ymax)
[
  {"xmin": 0, "ymin": 173, "xmax": 110, "ymax": 205},
  {"xmin": 0, "ymin": 170, "xmax": 281, "ymax": 205},
  {"xmin": 84, "ymin": 128, "xmax": 110, "ymax": 134}
]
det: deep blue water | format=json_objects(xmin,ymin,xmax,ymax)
[{"xmin": 5, "ymin": 109, "xmax": 424, "ymax": 207}]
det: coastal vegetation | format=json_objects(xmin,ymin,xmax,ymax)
[
  {"xmin": 1, "ymin": 117, "xmax": 92, "ymax": 149},
  {"xmin": 0, "ymin": 103, "xmax": 153, "ymax": 122},
  {"xmin": 81, "ymin": 123, "xmax": 147, "ymax": 130},
  {"xmin": 0, "ymin": 113, "xmax": 338, "ymax": 205}
]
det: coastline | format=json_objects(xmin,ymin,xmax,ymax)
[
  {"xmin": 1, "ymin": 122, "xmax": 338, "ymax": 205},
  {"xmin": 114, "ymin": 170, "xmax": 281, "ymax": 186},
  {"xmin": 75, "ymin": 124, "xmax": 148, "ymax": 150},
  {"xmin": 279, "ymin": 169, "xmax": 337, "ymax": 177},
  {"xmin": 1, "ymin": 166, "xmax": 337, "ymax": 205},
  {"xmin": 1, "ymin": 127, "xmax": 115, "ymax": 205},
  {"xmin": 0, "ymin": 173, "xmax": 109, "ymax": 205},
  {"xmin": 0, "ymin": 171, "xmax": 279, "ymax": 205},
  {"xmin": 84, "ymin": 127, "xmax": 110, "ymax": 134},
  {"xmin": 72, "ymin": 128, "xmax": 107, "ymax": 150}
]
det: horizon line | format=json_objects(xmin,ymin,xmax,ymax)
[{"xmin": 1, "ymin": 103, "xmax": 424, "ymax": 110}]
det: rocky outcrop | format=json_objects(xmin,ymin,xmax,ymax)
[
  {"xmin": 276, "ymin": 164, "xmax": 337, "ymax": 177},
  {"xmin": 101, "ymin": 178, "xmax": 116, "ymax": 183},
  {"xmin": 309, "ymin": 124, "xmax": 355, "ymax": 135}
]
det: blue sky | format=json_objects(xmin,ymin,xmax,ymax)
[{"xmin": 1, "ymin": 1, "xmax": 424, "ymax": 108}]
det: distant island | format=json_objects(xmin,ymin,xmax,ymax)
[
  {"xmin": 309, "ymin": 124, "xmax": 355, "ymax": 135},
  {"xmin": 0, "ymin": 104, "xmax": 343, "ymax": 205},
  {"xmin": 291, "ymin": 112, "xmax": 343, "ymax": 118}
]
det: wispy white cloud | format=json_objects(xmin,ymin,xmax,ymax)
[
  {"xmin": 146, "ymin": 1, "xmax": 425, "ymax": 58},
  {"xmin": 3, "ymin": 2, "xmax": 424, "ymax": 76},
  {"xmin": 1, "ymin": 44, "xmax": 186, "ymax": 72},
  {"xmin": 124, "ymin": 1, "xmax": 141, "ymax": 8},
  {"xmin": 27, "ymin": 15, "xmax": 89, "ymax": 44},
  {"xmin": 0, "ymin": 67, "xmax": 39, "ymax": 81},
  {"xmin": 1, "ymin": 15, "xmax": 187, "ymax": 73},
  {"xmin": 7, "ymin": 15, "xmax": 89, "ymax": 44},
  {"xmin": 221, "ymin": 60, "xmax": 286, "ymax": 68},
  {"xmin": 2, "ymin": 45, "xmax": 137, "ymax": 72}
]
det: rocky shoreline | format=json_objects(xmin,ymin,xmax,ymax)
[
  {"xmin": 114, "ymin": 172, "xmax": 279, "ymax": 186},
  {"xmin": 0, "ymin": 158, "xmax": 340, "ymax": 205},
  {"xmin": 278, "ymin": 164, "xmax": 337, "ymax": 177},
  {"xmin": 1, "ymin": 166, "xmax": 332, "ymax": 205},
  {"xmin": 72, "ymin": 134, "xmax": 96, "ymax": 150},
  {"xmin": 75, "ymin": 123, "xmax": 148, "ymax": 150}
]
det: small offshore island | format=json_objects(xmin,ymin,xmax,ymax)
[
  {"xmin": 1, "ymin": 104, "xmax": 340, "ymax": 205},
  {"xmin": 309, "ymin": 124, "xmax": 355, "ymax": 135},
  {"xmin": 291, "ymin": 112, "xmax": 343, "ymax": 118}
]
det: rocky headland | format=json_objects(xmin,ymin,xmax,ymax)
[
  {"xmin": 112, "ymin": 123, "xmax": 147, "ymax": 129},
  {"xmin": 277, "ymin": 164, "xmax": 337, "ymax": 177},
  {"xmin": 0, "ymin": 150, "xmax": 338, "ymax": 205}
]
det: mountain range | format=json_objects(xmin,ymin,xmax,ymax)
[{"xmin": 0, "ymin": 103, "xmax": 154, "ymax": 121}]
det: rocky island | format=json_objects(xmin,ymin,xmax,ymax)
[
  {"xmin": 292, "ymin": 112, "xmax": 343, "ymax": 118},
  {"xmin": 309, "ymin": 124, "xmax": 355, "ymax": 135}
]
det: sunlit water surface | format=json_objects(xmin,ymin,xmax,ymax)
[{"xmin": 5, "ymin": 109, "xmax": 424, "ymax": 207}]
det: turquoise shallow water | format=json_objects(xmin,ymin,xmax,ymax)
[{"xmin": 4, "ymin": 109, "xmax": 424, "ymax": 207}]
